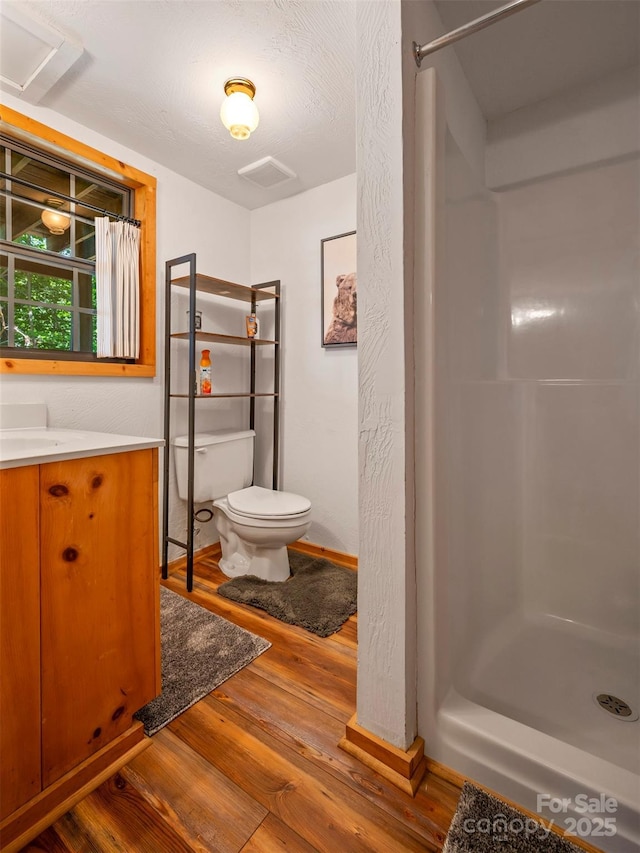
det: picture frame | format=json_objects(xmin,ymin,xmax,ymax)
[{"xmin": 321, "ymin": 230, "xmax": 357, "ymax": 348}]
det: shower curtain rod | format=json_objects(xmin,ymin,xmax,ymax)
[{"xmin": 413, "ymin": 0, "xmax": 542, "ymax": 67}]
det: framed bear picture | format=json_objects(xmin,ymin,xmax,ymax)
[{"xmin": 321, "ymin": 230, "xmax": 357, "ymax": 348}]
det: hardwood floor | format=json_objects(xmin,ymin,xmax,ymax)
[{"xmin": 21, "ymin": 552, "xmax": 460, "ymax": 852}]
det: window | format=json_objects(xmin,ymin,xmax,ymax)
[
  {"xmin": 1, "ymin": 138, "xmax": 131, "ymax": 356},
  {"xmin": 1, "ymin": 254, "xmax": 95, "ymax": 353},
  {"xmin": 0, "ymin": 105, "xmax": 156, "ymax": 376}
]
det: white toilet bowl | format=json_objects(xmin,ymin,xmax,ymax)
[
  {"xmin": 213, "ymin": 485, "xmax": 311, "ymax": 581},
  {"xmin": 172, "ymin": 430, "xmax": 312, "ymax": 582}
]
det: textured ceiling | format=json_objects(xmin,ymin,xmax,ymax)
[
  {"xmin": 4, "ymin": 0, "xmax": 356, "ymax": 210},
  {"xmin": 5, "ymin": 1, "xmax": 638, "ymax": 211},
  {"xmin": 433, "ymin": 0, "xmax": 640, "ymax": 119}
]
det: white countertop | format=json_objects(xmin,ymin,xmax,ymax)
[{"xmin": 0, "ymin": 427, "xmax": 164, "ymax": 469}]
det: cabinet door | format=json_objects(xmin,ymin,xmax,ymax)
[
  {"xmin": 40, "ymin": 449, "xmax": 160, "ymax": 787},
  {"xmin": 0, "ymin": 465, "xmax": 42, "ymax": 819}
]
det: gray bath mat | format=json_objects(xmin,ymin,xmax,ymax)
[
  {"xmin": 217, "ymin": 550, "xmax": 357, "ymax": 637},
  {"xmin": 134, "ymin": 586, "xmax": 270, "ymax": 736},
  {"xmin": 444, "ymin": 783, "xmax": 584, "ymax": 852}
]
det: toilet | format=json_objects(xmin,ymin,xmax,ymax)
[{"xmin": 173, "ymin": 429, "xmax": 311, "ymax": 581}]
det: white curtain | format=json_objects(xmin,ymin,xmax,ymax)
[{"xmin": 95, "ymin": 217, "xmax": 140, "ymax": 359}]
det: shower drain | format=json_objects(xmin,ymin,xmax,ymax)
[{"xmin": 593, "ymin": 693, "xmax": 638, "ymax": 722}]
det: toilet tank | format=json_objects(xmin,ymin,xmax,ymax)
[{"xmin": 172, "ymin": 429, "xmax": 255, "ymax": 503}]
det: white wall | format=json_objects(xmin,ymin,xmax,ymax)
[
  {"xmin": 0, "ymin": 92, "xmax": 251, "ymax": 556},
  {"xmin": 355, "ymin": 0, "xmax": 417, "ymax": 751},
  {"xmin": 250, "ymin": 174, "xmax": 358, "ymax": 554}
]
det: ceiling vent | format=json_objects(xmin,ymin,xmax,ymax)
[
  {"xmin": 237, "ymin": 156, "xmax": 297, "ymax": 189},
  {"xmin": 0, "ymin": 3, "xmax": 83, "ymax": 103}
]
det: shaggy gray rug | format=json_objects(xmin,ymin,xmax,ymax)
[
  {"xmin": 134, "ymin": 587, "xmax": 270, "ymax": 736},
  {"xmin": 217, "ymin": 551, "xmax": 357, "ymax": 637},
  {"xmin": 444, "ymin": 783, "xmax": 584, "ymax": 852}
]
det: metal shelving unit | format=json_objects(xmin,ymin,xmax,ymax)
[{"xmin": 162, "ymin": 253, "xmax": 281, "ymax": 591}]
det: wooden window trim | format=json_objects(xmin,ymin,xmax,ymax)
[{"xmin": 0, "ymin": 104, "xmax": 156, "ymax": 377}]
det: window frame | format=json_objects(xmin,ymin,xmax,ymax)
[{"xmin": 0, "ymin": 104, "xmax": 156, "ymax": 377}]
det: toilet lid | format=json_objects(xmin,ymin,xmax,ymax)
[{"xmin": 227, "ymin": 485, "xmax": 311, "ymax": 519}]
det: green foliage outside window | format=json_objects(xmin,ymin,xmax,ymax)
[{"xmin": 1, "ymin": 235, "xmax": 96, "ymax": 352}]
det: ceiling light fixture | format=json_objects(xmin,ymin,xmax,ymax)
[
  {"xmin": 41, "ymin": 198, "xmax": 71, "ymax": 235},
  {"xmin": 220, "ymin": 77, "xmax": 259, "ymax": 141}
]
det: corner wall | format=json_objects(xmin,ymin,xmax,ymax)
[{"xmin": 355, "ymin": 0, "xmax": 416, "ymax": 750}]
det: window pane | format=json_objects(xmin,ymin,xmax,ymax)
[
  {"xmin": 75, "ymin": 221, "xmax": 95, "ymax": 261},
  {"xmin": 14, "ymin": 257, "xmax": 73, "ymax": 305},
  {"xmin": 78, "ymin": 310, "xmax": 94, "ymax": 352},
  {"xmin": 8, "ymin": 185, "xmax": 42, "ymax": 234},
  {"xmin": 0, "ymin": 300, "xmax": 7, "ymax": 347},
  {"xmin": 14, "ymin": 304, "xmax": 71, "ymax": 350},
  {"xmin": 78, "ymin": 272, "xmax": 95, "ymax": 309},
  {"xmin": 75, "ymin": 178, "xmax": 126, "ymax": 218},
  {"xmin": 0, "ymin": 256, "xmax": 7, "ymax": 298},
  {"xmin": 11, "ymin": 151, "xmax": 70, "ymax": 198},
  {"xmin": 0, "ymin": 148, "xmax": 6, "ymax": 238},
  {"xmin": 11, "ymin": 199, "xmax": 73, "ymax": 255}
]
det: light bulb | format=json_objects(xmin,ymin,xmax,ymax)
[
  {"xmin": 41, "ymin": 202, "xmax": 71, "ymax": 235},
  {"xmin": 220, "ymin": 78, "xmax": 259, "ymax": 140}
]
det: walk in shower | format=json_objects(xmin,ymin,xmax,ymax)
[{"xmin": 413, "ymin": 3, "xmax": 639, "ymax": 851}]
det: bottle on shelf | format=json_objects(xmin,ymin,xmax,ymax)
[
  {"xmin": 199, "ymin": 349, "xmax": 212, "ymax": 395},
  {"xmin": 245, "ymin": 312, "xmax": 259, "ymax": 338}
]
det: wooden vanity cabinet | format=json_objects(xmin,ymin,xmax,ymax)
[
  {"xmin": 0, "ymin": 448, "xmax": 161, "ymax": 849},
  {"xmin": 0, "ymin": 465, "xmax": 42, "ymax": 819}
]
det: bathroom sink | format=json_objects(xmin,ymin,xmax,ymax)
[
  {"xmin": 0, "ymin": 436, "xmax": 61, "ymax": 452},
  {"xmin": 0, "ymin": 424, "xmax": 163, "ymax": 469}
]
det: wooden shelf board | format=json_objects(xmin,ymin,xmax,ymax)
[
  {"xmin": 171, "ymin": 332, "xmax": 277, "ymax": 346},
  {"xmin": 172, "ymin": 274, "xmax": 279, "ymax": 302},
  {"xmin": 169, "ymin": 393, "xmax": 279, "ymax": 398}
]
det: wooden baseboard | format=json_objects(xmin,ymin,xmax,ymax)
[
  {"xmin": 1, "ymin": 723, "xmax": 150, "ymax": 853},
  {"xmin": 164, "ymin": 540, "xmax": 355, "ymax": 574},
  {"xmin": 199, "ymin": 542, "xmax": 222, "ymax": 563},
  {"xmin": 425, "ymin": 756, "xmax": 605, "ymax": 853},
  {"xmin": 163, "ymin": 542, "xmax": 222, "ymax": 575},
  {"xmin": 289, "ymin": 540, "xmax": 357, "ymax": 570},
  {"xmin": 338, "ymin": 714, "xmax": 427, "ymax": 797}
]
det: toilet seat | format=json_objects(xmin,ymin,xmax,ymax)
[
  {"xmin": 227, "ymin": 485, "xmax": 311, "ymax": 520},
  {"xmin": 213, "ymin": 496, "xmax": 311, "ymax": 530}
]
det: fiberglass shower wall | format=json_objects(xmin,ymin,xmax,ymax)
[
  {"xmin": 441, "ymin": 65, "xmax": 640, "ymax": 687},
  {"xmin": 497, "ymin": 156, "xmax": 639, "ymax": 636},
  {"xmin": 438, "ymin": 131, "xmax": 517, "ymax": 688}
]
